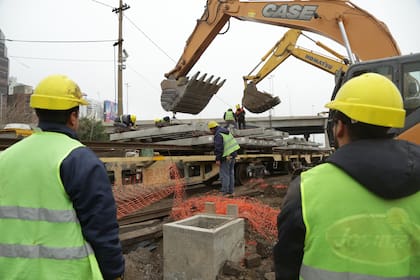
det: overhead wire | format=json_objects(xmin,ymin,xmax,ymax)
[
  {"xmin": 8, "ymin": 55, "xmax": 113, "ymax": 63},
  {"xmin": 2, "ymin": 38, "xmax": 116, "ymax": 44},
  {"xmin": 123, "ymin": 15, "xmax": 176, "ymax": 63}
]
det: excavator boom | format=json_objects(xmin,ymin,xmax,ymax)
[
  {"xmin": 162, "ymin": 0, "xmax": 400, "ymax": 114},
  {"xmin": 242, "ymin": 29, "xmax": 350, "ymax": 112}
]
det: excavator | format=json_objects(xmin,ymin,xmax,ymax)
[
  {"xmin": 161, "ymin": 0, "xmax": 399, "ymax": 115},
  {"xmin": 242, "ymin": 29, "xmax": 350, "ymax": 113},
  {"xmin": 161, "ymin": 0, "xmax": 419, "ymax": 144}
]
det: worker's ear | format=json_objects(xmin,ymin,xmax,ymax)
[
  {"xmin": 334, "ymin": 120, "xmax": 350, "ymax": 147},
  {"xmin": 67, "ymin": 110, "xmax": 79, "ymax": 130}
]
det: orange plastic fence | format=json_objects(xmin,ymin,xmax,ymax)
[{"xmin": 113, "ymin": 163, "xmax": 282, "ymax": 241}]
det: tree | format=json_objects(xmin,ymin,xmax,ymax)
[{"xmin": 77, "ymin": 117, "xmax": 108, "ymax": 141}]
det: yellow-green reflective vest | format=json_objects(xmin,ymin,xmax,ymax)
[
  {"xmin": 300, "ymin": 163, "xmax": 420, "ymax": 279},
  {"xmin": 221, "ymin": 133, "xmax": 240, "ymax": 157},
  {"xmin": 0, "ymin": 132, "xmax": 103, "ymax": 280},
  {"xmin": 224, "ymin": 110, "xmax": 235, "ymax": 121}
]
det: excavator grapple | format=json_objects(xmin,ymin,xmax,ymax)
[
  {"xmin": 242, "ymin": 82, "xmax": 281, "ymax": 113},
  {"xmin": 161, "ymin": 72, "xmax": 225, "ymax": 114}
]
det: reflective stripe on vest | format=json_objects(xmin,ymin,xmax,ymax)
[
  {"xmin": 221, "ymin": 132, "xmax": 240, "ymax": 157},
  {"xmin": 225, "ymin": 110, "xmax": 235, "ymax": 121},
  {"xmin": 300, "ymin": 264, "xmax": 419, "ymax": 280},
  {"xmin": 0, "ymin": 132, "xmax": 103, "ymax": 279},
  {"xmin": 300, "ymin": 163, "xmax": 420, "ymax": 279}
]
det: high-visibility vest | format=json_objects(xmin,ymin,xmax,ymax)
[
  {"xmin": 0, "ymin": 132, "xmax": 103, "ymax": 280},
  {"xmin": 300, "ymin": 163, "xmax": 420, "ymax": 279},
  {"xmin": 221, "ymin": 132, "xmax": 240, "ymax": 157},
  {"xmin": 224, "ymin": 110, "xmax": 235, "ymax": 121}
]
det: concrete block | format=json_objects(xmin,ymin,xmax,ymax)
[
  {"xmin": 204, "ymin": 202, "xmax": 216, "ymax": 214},
  {"xmin": 226, "ymin": 204, "xmax": 238, "ymax": 217},
  {"xmin": 163, "ymin": 214, "xmax": 245, "ymax": 280}
]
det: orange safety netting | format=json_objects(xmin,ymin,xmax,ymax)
[
  {"xmin": 171, "ymin": 195, "xmax": 280, "ymax": 242},
  {"xmin": 113, "ymin": 163, "xmax": 281, "ymax": 241}
]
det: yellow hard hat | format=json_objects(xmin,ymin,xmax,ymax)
[
  {"xmin": 236, "ymin": 104, "xmax": 240, "ymax": 109},
  {"xmin": 130, "ymin": 114, "xmax": 136, "ymax": 123},
  {"xmin": 30, "ymin": 75, "xmax": 88, "ymax": 110},
  {"xmin": 208, "ymin": 121, "xmax": 218, "ymax": 129},
  {"xmin": 325, "ymin": 73, "xmax": 405, "ymax": 128}
]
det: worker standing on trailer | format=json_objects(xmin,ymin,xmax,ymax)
[
  {"xmin": 0, "ymin": 75, "xmax": 125, "ymax": 280},
  {"xmin": 114, "ymin": 113, "xmax": 136, "ymax": 129},
  {"xmin": 273, "ymin": 73, "xmax": 420, "ymax": 279},
  {"xmin": 223, "ymin": 108, "xmax": 237, "ymax": 129},
  {"xmin": 208, "ymin": 121, "xmax": 240, "ymax": 196},
  {"xmin": 235, "ymin": 104, "xmax": 246, "ymax": 129}
]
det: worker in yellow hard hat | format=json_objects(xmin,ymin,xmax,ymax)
[
  {"xmin": 0, "ymin": 75, "xmax": 125, "ymax": 279},
  {"xmin": 235, "ymin": 104, "xmax": 246, "ymax": 129},
  {"xmin": 114, "ymin": 113, "xmax": 137, "ymax": 130},
  {"xmin": 274, "ymin": 73, "xmax": 420, "ymax": 279},
  {"xmin": 208, "ymin": 120, "xmax": 240, "ymax": 196}
]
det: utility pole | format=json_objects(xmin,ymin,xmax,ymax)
[
  {"xmin": 125, "ymin": 82, "xmax": 130, "ymax": 114},
  {"xmin": 113, "ymin": 0, "xmax": 130, "ymax": 116}
]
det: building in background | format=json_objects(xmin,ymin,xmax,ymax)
[
  {"xmin": 0, "ymin": 29, "xmax": 10, "ymax": 122},
  {"xmin": 6, "ymin": 84, "xmax": 37, "ymax": 124},
  {"xmin": 103, "ymin": 100, "xmax": 118, "ymax": 122},
  {"xmin": 80, "ymin": 98, "xmax": 104, "ymax": 121}
]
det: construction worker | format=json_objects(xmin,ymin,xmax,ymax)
[
  {"xmin": 114, "ymin": 113, "xmax": 136, "ymax": 129},
  {"xmin": 235, "ymin": 104, "xmax": 246, "ymax": 129},
  {"xmin": 208, "ymin": 121, "xmax": 240, "ymax": 196},
  {"xmin": 154, "ymin": 116, "xmax": 171, "ymax": 128},
  {"xmin": 223, "ymin": 108, "xmax": 237, "ymax": 129},
  {"xmin": 273, "ymin": 73, "xmax": 420, "ymax": 279},
  {"xmin": 0, "ymin": 75, "xmax": 125, "ymax": 279}
]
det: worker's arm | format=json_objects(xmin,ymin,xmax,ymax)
[
  {"xmin": 61, "ymin": 147, "xmax": 125, "ymax": 280},
  {"xmin": 214, "ymin": 131, "xmax": 224, "ymax": 162},
  {"xmin": 273, "ymin": 176, "xmax": 305, "ymax": 280}
]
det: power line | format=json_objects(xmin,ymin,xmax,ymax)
[
  {"xmin": 9, "ymin": 55, "xmax": 113, "ymax": 63},
  {"xmin": 2, "ymin": 38, "xmax": 117, "ymax": 44},
  {"xmin": 91, "ymin": 0, "xmax": 114, "ymax": 9},
  {"xmin": 124, "ymin": 15, "xmax": 176, "ymax": 63}
]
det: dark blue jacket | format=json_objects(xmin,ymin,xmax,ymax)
[
  {"xmin": 39, "ymin": 122, "xmax": 124, "ymax": 280},
  {"xmin": 214, "ymin": 126, "xmax": 238, "ymax": 162}
]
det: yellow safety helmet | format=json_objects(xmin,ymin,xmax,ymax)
[
  {"xmin": 325, "ymin": 73, "xmax": 405, "ymax": 128},
  {"xmin": 130, "ymin": 114, "xmax": 136, "ymax": 123},
  {"xmin": 236, "ymin": 104, "xmax": 241, "ymax": 109},
  {"xmin": 30, "ymin": 75, "xmax": 88, "ymax": 110},
  {"xmin": 207, "ymin": 121, "xmax": 218, "ymax": 129},
  {"xmin": 154, "ymin": 118, "xmax": 161, "ymax": 123}
]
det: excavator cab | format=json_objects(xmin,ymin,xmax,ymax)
[{"xmin": 326, "ymin": 53, "xmax": 420, "ymax": 146}]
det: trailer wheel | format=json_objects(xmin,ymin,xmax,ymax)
[{"xmin": 235, "ymin": 163, "xmax": 250, "ymax": 186}]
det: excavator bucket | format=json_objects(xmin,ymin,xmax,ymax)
[
  {"xmin": 161, "ymin": 72, "xmax": 225, "ymax": 114},
  {"xmin": 242, "ymin": 82, "xmax": 281, "ymax": 113}
]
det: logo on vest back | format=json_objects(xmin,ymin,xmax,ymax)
[{"xmin": 326, "ymin": 208, "xmax": 420, "ymax": 264}]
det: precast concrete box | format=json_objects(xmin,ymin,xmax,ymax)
[{"xmin": 163, "ymin": 214, "xmax": 245, "ymax": 280}]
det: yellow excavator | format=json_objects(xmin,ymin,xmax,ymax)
[
  {"xmin": 161, "ymin": 0, "xmax": 399, "ymax": 115},
  {"xmin": 242, "ymin": 29, "xmax": 350, "ymax": 113},
  {"xmin": 161, "ymin": 0, "xmax": 419, "ymax": 144}
]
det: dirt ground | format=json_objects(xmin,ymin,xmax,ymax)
[{"xmin": 123, "ymin": 175, "xmax": 293, "ymax": 280}]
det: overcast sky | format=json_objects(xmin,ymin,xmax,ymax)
[{"xmin": 1, "ymin": 0, "xmax": 420, "ymax": 121}]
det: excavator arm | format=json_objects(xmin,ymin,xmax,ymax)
[
  {"xmin": 242, "ymin": 29, "xmax": 349, "ymax": 112},
  {"xmin": 161, "ymin": 0, "xmax": 400, "ymax": 114}
]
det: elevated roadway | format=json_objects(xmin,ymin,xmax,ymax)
[{"xmin": 105, "ymin": 114, "xmax": 330, "ymax": 142}]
